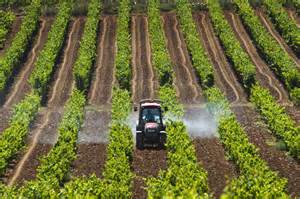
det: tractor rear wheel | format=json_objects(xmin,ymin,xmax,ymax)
[{"xmin": 136, "ymin": 133, "xmax": 144, "ymax": 150}]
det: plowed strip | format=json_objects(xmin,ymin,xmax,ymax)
[
  {"xmin": 4, "ymin": 18, "xmax": 84, "ymax": 186},
  {"xmin": 72, "ymin": 15, "xmax": 116, "ymax": 178},
  {"xmin": 257, "ymin": 10, "xmax": 300, "ymax": 62},
  {"xmin": 162, "ymin": 13, "xmax": 203, "ymax": 104},
  {"xmin": 131, "ymin": 14, "xmax": 166, "ymax": 199},
  {"xmin": 194, "ymin": 13, "xmax": 247, "ymax": 104},
  {"xmin": 195, "ymin": 11, "xmax": 300, "ymax": 197},
  {"xmin": 0, "ymin": 16, "xmax": 22, "ymax": 56},
  {"xmin": 3, "ymin": 18, "xmax": 53, "ymax": 107}
]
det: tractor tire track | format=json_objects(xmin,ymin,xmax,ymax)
[
  {"xmin": 72, "ymin": 15, "xmax": 116, "ymax": 178},
  {"xmin": 132, "ymin": 15, "xmax": 166, "ymax": 199},
  {"xmin": 226, "ymin": 12, "xmax": 290, "ymax": 104},
  {"xmin": 195, "ymin": 13, "xmax": 246, "ymax": 104},
  {"xmin": 257, "ymin": 10, "xmax": 300, "ymax": 62},
  {"xmin": 3, "ymin": 18, "xmax": 53, "ymax": 107},
  {"xmin": 162, "ymin": 13, "xmax": 203, "ymax": 104},
  {"xmin": 0, "ymin": 16, "xmax": 23, "ymax": 56},
  {"xmin": 4, "ymin": 19, "xmax": 84, "ymax": 186},
  {"xmin": 131, "ymin": 15, "xmax": 155, "ymax": 104}
]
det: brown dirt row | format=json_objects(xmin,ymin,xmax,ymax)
[
  {"xmin": 0, "ymin": 16, "xmax": 23, "ymax": 56},
  {"xmin": 2, "ymin": 18, "xmax": 85, "ymax": 186},
  {"xmin": 194, "ymin": 11, "xmax": 300, "ymax": 197},
  {"xmin": 131, "ymin": 14, "xmax": 166, "ymax": 199},
  {"xmin": 286, "ymin": 9, "xmax": 300, "ymax": 28},
  {"xmin": 162, "ymin": 12, "xmax": 204, "ymax": 104},
  {"xmin": 256, "ymin": 10, "xmax": 300, "ymax": 62},
  {"xmin": 131, "ymin": 15, "xmax": 156, "ymax": 104},
  {"xmin": 224, "ymin": 12, "xmax": 300, "ymax": 125},
  {"xmin": 72, "ymin": 15, "xmax": 117, "ymax": 178},
  {"xmin": 194, "ymin": 13, "xmax": 247, "ymax": 105},
  {"xmin": 3, "ymin": 18, "xmax": 54, "ymax": 107}
]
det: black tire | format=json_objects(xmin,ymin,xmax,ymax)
[
  {"xmin": 136, "ymin": 133, "xmax": 144, "ymax": 150},
  {"xmin": 159, "ymin": 134, "xmax": 166, "ymax": 150}
]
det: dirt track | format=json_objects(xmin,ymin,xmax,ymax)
[
  {"xmin": 72, "ymin": 15, "xmax": 116, "ymax": 178},
  {"xmin": 3, "ymin": 18, "xmax": 53, "ymax": 107},
  {"xmin": 162, "ymin": 12, "xmax": 204, "ymax": 104},
  {"xmin": 194, "ymin": 12, "xmax": 300, "ymax": 197},
  {"xmin": 256, "ymin": 10, "xmax": 300, "ymax": 62},
  {"xmin": 3, "ymin": 18, "xmax": 84, "ymax": 186},
  {"xmin": 131, "ymin": 14, "xmax": 166, "ymax": 199}
]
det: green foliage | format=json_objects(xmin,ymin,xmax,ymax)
[
  {"xmin": 111, "ymin": 87, "xmax": 131, "ymax": 123},
  {"xmin": 250, "ymin": 84, "xmax": 300, "ymax": 159},
  {"xmin": 263, "ymin": 0, "xmax": 300, "ymax": 54},
  {"xmin": 0, "ymin": 93, "xmax": 40, "ymax": 176},
  {"xmin": 116, "ymin": 0, "xmax": 131, "ymax": 90},
  {"xmin": 0, "ymin": 0, "xmax": 40, "ymax": 93},
  {"xmin": 18, "ymin": 89, "xmax": 86, "ymax": 197},
  {"xmin": 74, "ymin": 0, "xmax": 101, "ymax": 91},
  {"xmin": 147, "ymin": 121, "xmax": 210, "ymax": 198},
  {"xmin": 159, "ymin": 86, "xmax": 184, "ymax": 119},
  {"xmin": 207, "ymin": 0, "xmax": 256, "ymax": 91},
  {"xmin": 0, "ymin": 10, "xmax": 15, "ymax": 48},
  {"xmin": 205, "ymin": 87, "xmax": 288, "ymax": 197},
  {"xmin": 29, "ymin": 1, "xmax": 72, "ymax": 96},
  {"xmin": 148, "ymin": 0, "xmax": 173, "ymax": 86},
  {"xmin": 233, "ymin": 0, "xmax": 300, "ymax": 104},
  {"xmin": 176, "ymin": 0, "xmax": 214, "ymax": 88}
]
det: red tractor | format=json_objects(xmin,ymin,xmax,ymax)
[{"xmin": 134, "ymin": 99, "xmax": 166, "ymax": 149}]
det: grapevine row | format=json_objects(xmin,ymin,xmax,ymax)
[
  {"xmin": 263, "ymin": 0, "xmax": 300, "ymax": 54},
  {"xmin": 74, "ymin": 0, "xmax": 101, "ymax": 92},
  {"xmin": 205, "ymin": 87, "xmax": 287, "ymax": 197},
  {"xmin": 29, "ymin": 0, "xmax": 72, "ymax": 95},
  {"xmin": 0, "ymin": 0, "xmax": 40, "ymax": 94},
  {"xmin": 176, "ymin": 0, "xmax": 214, "ymax": 88},
  {"xmin": 148, "ymin": 0, "xmax": 173, "ymax": 86},
  {"xmin": 147, "ymin": 1, "xmax": 210, "ymax": 197},
  {"xmin": 115, "ymin": 0, "xmax": 131, "ymax": 90},
  {"xmin": 0, "ymin": 10, "xmax": 15, "ymax": 48},
  {"xmin": 233, "ymin": 0, "xmax": 300, "ymax": 104},
  {"xmin": 207, "ymin": 0, "xmax": 300, "ymax": 158}
]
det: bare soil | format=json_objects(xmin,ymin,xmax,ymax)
[
  {"xmin": 3, "ymin": 18, "xmax": 84, "ymax": 186},
  {"xmin": 0, "ymin": 16, "xmax": 23, "ymax": 56},
  {"xmin": 3, "ymin": 18, "xmax": 54, "ymax": 107},
  {"xmin": 256, "ymin": 9, "xmax": 300, "ymax": 62},
  {"xmin": 131, "ymin": 14, "xmax": 167, "ymax": 199},
  {"xmin": 162, "ymin": 12, "xmax": 204, "ymax": 104},
  {"xmin": 0, "ymin": 108, "xmax": 11, "ymax": 133},
  {"xmin": 194, "ymin": 138, "xmax": 238, "ymax": 199},
  {"xmin": 72, "ymin": 15, "xmax": 117, "ymax": 178}
]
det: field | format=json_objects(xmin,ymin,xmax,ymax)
[{"xmin": 0, "ymin": 0, "xmax": 299, "ymax": 198}]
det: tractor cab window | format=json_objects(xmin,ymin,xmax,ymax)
[{"xmin": 142, "ymin": 107, "xmax": 161, "ymax": 123}]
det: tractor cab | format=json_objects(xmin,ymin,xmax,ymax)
[{"xmin": 134, "ymin": 99, "xmax": 166, "ymax": 149}]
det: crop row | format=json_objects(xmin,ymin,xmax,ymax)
[
  {"xmin": 29, "ymin": 1, "xmax": 72, "ymax": 96},
  {"xmin": 207, "ymin": 0, "xmax": 256, "ymax": 91},
  {"xmin": 74, "ymin": 0, "xmax": 101, "ymax": 92},
  {"xmin": 115, "ymin": 0, "xmax": 131, "ymax": 90},
  {"xmin": 176, "ymin": 0, "xmax": 214, "ymax": 88},
  {"xmin": 233, "ymin": 0, "xmax": 300, "ymax": 104},
  {"xmin": 147, "ymin": 87, "xmax": 209, "ymax": 198},
  {"xmin": 148, "ymin": 0, "xmax": 173, "ymax": 86},
  {"xmin": 263, "ymin": 0, "xmax": 300, "ymax": 54},
  {"xmin": 291, "ymin": 0, "xmax": 300, "ymax": 14},
  {"xmin": 250, "ymin": 85, "xmax": 300, "ymax": 159},
  {"xmin": 205, "ymin": 87, "xmax": 287, "ymax": 197},
  {"xmin": 0, "ymin": 0, "xmax": 40, "ymax": 94},
  {"xmin": 0, "ymin": 10, "xmax": 15, "ymax": 48}
]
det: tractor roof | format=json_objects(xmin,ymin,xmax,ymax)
[{"xmin": 141, "ymin": 102, "xmax": 161, "ymax": 107}]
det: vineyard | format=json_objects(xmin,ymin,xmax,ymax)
[{"xmin": 0, "ymin": 0, "xmax": 299, "ymax": 198}]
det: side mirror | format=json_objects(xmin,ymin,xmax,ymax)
[{"xmin": 134, "ymin": 106, "xmax": 138, "ymax": 112}]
